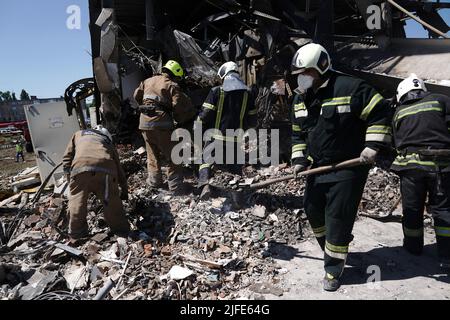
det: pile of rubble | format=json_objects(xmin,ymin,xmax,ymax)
[
  {"xmin": 0, "ymin": 148, "xmax": 402, "ymax": 300},
  {"xmin": 9, "ymin": 167, "xmax": 41, "ymax": 193},
  {"xmin": 360, "ymin": 167, "xmax": 401, "ymax": 217}
]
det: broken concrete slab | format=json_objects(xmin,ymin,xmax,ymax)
[
  {"xmin": 161, "ymin": 266, "xmax": 194, "ymax": 281},
  {"xmin": 251, "ymin": 205, "xmax": 267, "ymax": 219},
  {"xmin": 91, "ymin": 233, "xmax": 109, "ymax": 243},
  {"xmin": 7, "ymin": 231, "xmax": 43, "ymax": 249},
  {"xmin": 19, "ymin": 270, "xmax": 58, "ymax": 300},
  {"xmin": 268, "ymin": 213, "xmax": 279, "ymax": 223},
  {"xmin": 64, "ymin": 264, "xmax": 89, "ymax": 291},
  {"xmin": 248, "ymin": 282, "xmax": 284, "ymax": 297},
  {"xmin": 53, "ymin": 243, "xmax": 83, "ymax": 257},
  {"xmin": 133, "ymin": 147, "xmax": 146, "ymax": 156},
  {"xmin": 11, "ymin": 176, "xmax": 41, "ymax": 191},
  {"xmin": 23, "ymin": 214, "xmax": 41, "ymax": 227},
  {"xmin": 0, "ymin": 192, "xmax": 22, "ymax": 208},
  {"xmin": 90, "ymin": 265, "xmax": 104, "ymax": 283}
]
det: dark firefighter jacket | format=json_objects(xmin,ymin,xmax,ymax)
[
  {"xmin": 291, "ymin": 71, "xmax": 392, "ymax": 182},
  {"xmin": 197, "ymin": 85, "xmax": 257, "ymax": 142},
  {"xmin": 391, "ymin": 91, "xmax": 450, "ymax": 172}
]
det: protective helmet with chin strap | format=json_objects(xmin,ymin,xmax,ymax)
[
  {"xmin": 218, "ymin": 61, "xmax": 239, "ymax": 80},
  {"xmin": 94, "ymin": 125, "xmax": 112, "ymax": 141},
  {"xmin": 162, "ymin": 60, "xmax": 185, "ymax": 79},
  {"xmin": 292, "ymin": 43, "xmax": 331, "ymax": 75},
  {"xmin": 396, "ymin": 74, "xmax": 427, "ymax": 102}
]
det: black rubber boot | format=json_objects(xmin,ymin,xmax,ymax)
[
  {"xmin": 403, "ymin": 238, "xmax": 423, "ymax": 256},
  {"xmin": 323, "ymin": 273, "xmax": 341, "ymax": 292}
]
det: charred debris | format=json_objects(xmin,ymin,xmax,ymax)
[{"xmin": 1, "ymin": 0, "xmax": 449, "ymax": 300}]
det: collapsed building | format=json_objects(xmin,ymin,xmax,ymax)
[
  {"xmin": 75, "ymin": 0, "xmax": 450, "ymax": 160},
  {"xmin": 1, "ymin": 0, "xmax": 450, "ymax": 301}
]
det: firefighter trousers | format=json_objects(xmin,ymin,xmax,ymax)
[
  {"xmin": 68, "ymin": 171, "xmax": 130, "ymax": 239},
  {"xmin": 304, "ymin": 175, "xmax": 367, "ymax": 278},
  {"xmin": 399, "ymin": 170, "xmax": 450, "ymax": 258},
  {"xmin": 142, "ymin": 129, "xmax": 183, "ymax": 191}
]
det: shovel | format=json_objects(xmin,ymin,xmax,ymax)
[{"xmin": 230, "ymin": 158, "xmax": 363, "ymax": 208}]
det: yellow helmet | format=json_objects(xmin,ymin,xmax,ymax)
[{"xmin": 162, "ymin": 60, "xmax": 184, "ymax": 78}]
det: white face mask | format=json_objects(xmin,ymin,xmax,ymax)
[{"xmin": 297, "ymin": 74, "xmax": 314, "ymax": 92}]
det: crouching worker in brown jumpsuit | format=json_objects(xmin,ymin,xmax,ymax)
[{"xmin": 63, "ymin": 125, "xmax": 130, "ymax": 240}]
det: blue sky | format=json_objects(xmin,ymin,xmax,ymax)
[
  {"xmin": 405, "ymin": 7, "xmax": 450, "ymax": 39},
  {"xmin": 0, "ymin": 0, "xmax": 92, "ymax": 99},
  {"xmin": 0, "ymin": 1, "xmax": 449, "ymax": 98}
]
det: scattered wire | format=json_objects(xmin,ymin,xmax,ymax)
[
  {"xmin": 117, "ymin": 25, "xmax": 157, "ymax": 74},
  {"xmin": 32, "ymin": 291, "xmax": 82, "ymax": 301}
]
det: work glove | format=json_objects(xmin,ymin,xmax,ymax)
[
  {"xmin": 120, "ymin": 189, "xmax": 129, "ymax": 201},
  {"xmin": 360, "ymin": 147, "xmax": 378, "ymax": 164},
  {"xmin": 293, "ymin": 164, "xmax": 307, "ymax": 177}
]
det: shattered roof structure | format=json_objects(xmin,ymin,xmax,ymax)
[{"xmin": 87, "ymin": 0, "xmax": 450, "ymax": 125}]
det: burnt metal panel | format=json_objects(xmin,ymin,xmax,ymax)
[{"xmin": 24, "ymin": 102, "xmax": 81, "ymax": 186}]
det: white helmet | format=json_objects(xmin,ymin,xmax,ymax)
[
  {"xmin": 396, "ymin": 74, "xmax": 427, "ymax": 102},
  {"xmin": 292, "ymin": 43, "xmax": 331, "ymax": 75},
  {"xmin": 218, "ymin": 61, "xmax": 239, "ymax": 79},
  {"xmin": 94, "ymin": 125, "xmax": 112, "ymax": 141}
]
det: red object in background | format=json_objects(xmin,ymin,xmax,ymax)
[{"xmin": 0, "ymin": 121, "xmax": 31, "ymax": 142}]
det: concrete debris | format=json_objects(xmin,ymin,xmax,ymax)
[
  {"xmin": 13, "ymin": 167, "xmax": 39, "ymax": 181},
  {"xmin": 0, "ymin": 145, "xmax": 408, "ymax": 300},
  {"xmin": 161, "ymin": 266, "xmax": 194, "ymax": 281},
  {"xmin": 225, "ymin": 211, "xmax": 240, "ymax": 221},
  {"xmin": 0, "ymin": 192, "xmax": 23, "ymax": 208},
  {"xmin": 251, "ymin": 205, "xmax": 267, "ymax": 219},
  {"xmin": 18, "ymin": 270, "xmax": 58, "ymax": 300},
  {"xmin": 53, "ymin": 243, "xmax": 83, "ymax": 257},
  {"xmin": 133, "ymin": 147, "xmax": 146, "ymax": 156},
  {"xmin": 10, "ymin": 167, "xmax": 41, "ymax": 192},
  {"xmin": 360, "ymin": 168, "xmax": 401, "ymax": 218},
  {"xmin": 268, "ymin": 214, "xmax": 279, "ymax": 223},
  {"xmin": 248, "ymin": 282, "xmax": 284, "ymax": 297},
  {"xmin": 64, "ymin": 265, "xmax": 89, "ymax": 291}
]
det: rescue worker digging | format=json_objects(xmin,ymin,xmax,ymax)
[
  {"xmin": 290, "ymin": 43, "xmax": 392, "ymax": 291},
  {"xmin": 63, "ymin": 126, "xmax": 130, "ymax": 240},
  {"xmin": 196, "ymin": 61, "xmax": 257, "ymax": 200},
  {"xmin": 391, "ymin": 74, "xmax": 450, "ymax": 270},
  {"xmin": 133, "ymin": 60, "xmax": 197, "ymax": 195}
]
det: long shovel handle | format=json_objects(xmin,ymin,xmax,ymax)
[{"xmin": 249, "ymin": 158, "xmax": 363, "ymax": 190}]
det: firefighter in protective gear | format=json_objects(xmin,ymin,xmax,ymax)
[
  {"xmin": 196, "ymin": 61, "xmax": 257, "ymax": 199},
  {"xmin": 391, "ymin": 74, "xmax": 450, "ymax": 269},
  {"xmin": 290, "ymin": 43, "xmax": 392, "ymax": 291},
  {"xmin": 63, "ymin": 127, "xmax": 130, "ymax": 240},
  {"xmin": 133, "ymin": 60, "xmax": 197, "ymax": 193}
]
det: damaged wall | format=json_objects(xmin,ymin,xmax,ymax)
[{"xmin": 86, "ymin": 0, "xmax": 450, "ymax": 148}]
